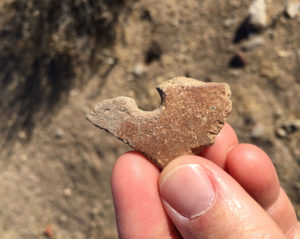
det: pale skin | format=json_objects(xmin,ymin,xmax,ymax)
[{"xmin": 111, "ymin": 123, "xmax": 300, "ymax": 238}]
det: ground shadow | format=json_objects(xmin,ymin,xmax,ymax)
[
  {"xmin": 0, "ymin": 0, "xmax": 127, "ymax": 144},
  {"xmin": 233, "ymin": 17, "xmax": 261, "ymax": 43}
]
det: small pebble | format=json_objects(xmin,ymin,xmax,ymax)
[
  {"xmin": 89, "ymin": 207, "xmax": 101, "ymax": 219},
  {"xmin": 44, "ymin": 225, "xmax": 54, "ymax": 238},
  {"xmin": 18, "ymin": 130, "xmax": 27, "ymax": 140},
  {"xmin": 248, "ymin": 0, "xmax": 267, "ymax": 28},
  {"xmin": 63, "ymin": 188, "xmax": 72, "ymax": 197},
  {"xmin": 273, "ymin": 108, "xmax": 283, "ymax": 119},
  {"xmin": 223, "ymin": 18, "xmax": 235, "ymax": 28},
  {"xmin": 20, "ymin": 154, "xmax": 28, "ymax": 162},
  {"xmin": 229, "ymin": 0, "xmax": 241, "ymax": 7},
  {"xmin": 55, "ymin": 128, "xmax": 64, "ymax": 139},
  {"xmin": 282, "ymin": 119, "xmax": 300, "ymax": 133},
  {"xmin": 276, "ymin": 127, "xmax": 287, "ymax": 138},
  {"xmin": 248, "ymin": 0, "xmax": 285, "ymax": 28},
  {"xmin": 102, "ymin": 48, "xmax": 111, "ymax": 56},
  {"xmin": 106, "ymin": 57, "xmax": 115, "ymax": 65},
  {"xmin": 243, "ymin": 36, "xmax": 265, "ymax": 51},
  {"xmin": 251, "ymin": 123, "xmax": 265, "ymax": 138},
  {"xmin": 59, "ymin": 215, "xmax": 68, "ymax": 223},
  {"xmin": 133, "ymin": 63, "xmax": 146, "ymax": 77},
  {"xmin": 276, "ymin": 49, "xmax": 292, "ymax": 58},
  {"xmin": 70, "ymin": 89, "xmax": 78, "ymax": 97},
  {"xmin": 276, "ymin": 119, "xmax": 300, "ymax": 137},
  {"xmin": 286, "ymin": 0, "xmax": 300, "ymax": 18}
]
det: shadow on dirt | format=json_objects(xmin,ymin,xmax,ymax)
[
  {"xmin": 233, "ymin": 17, "xmax": 261, "ymax": 43},
  {"xmin": 0, "ymin": 0, "xmax": 127, "ymax": 144}
]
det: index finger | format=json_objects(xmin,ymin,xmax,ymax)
[
  {"xmin": 111, "ymin": 151, "xmax": 180, "ymax": 239},
  {"xmin": 200, "ymin": 123, "xmax": 239, "ymax": 168}
]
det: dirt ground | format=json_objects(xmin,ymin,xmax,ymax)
[{"xmin": 0, "ymin": 0, "xmax": 299, "ymax": 238}]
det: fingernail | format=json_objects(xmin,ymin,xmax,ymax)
[{"xmin": 160, "ymin": 164, "xmax": 215, "ymax": 219}]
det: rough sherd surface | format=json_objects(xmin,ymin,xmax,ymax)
[{"xmin": 87, "ymin": 77, "xmax": 232, "ymax": 169}]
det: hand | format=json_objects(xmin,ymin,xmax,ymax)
[{"xmin": 111, "ymin": 123, "xmax": 300, "ymax": 238}]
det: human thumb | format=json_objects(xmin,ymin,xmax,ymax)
[{"xmin": 159, "ymin": 155, "xmax": 286, "ymax": 239}]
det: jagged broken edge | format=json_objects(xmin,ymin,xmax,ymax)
[{"xmin": 86, "ymin": 87, "xmax": 168, "ymax": 169}]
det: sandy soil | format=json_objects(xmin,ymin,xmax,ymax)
[{"xmin": 0, "ymin": 0, "xmax": 299, "ymax": 238}]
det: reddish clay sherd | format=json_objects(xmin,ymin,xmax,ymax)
[{"xmin": 87, "ymin": 77, "xmax": 232, "ymax": 169}]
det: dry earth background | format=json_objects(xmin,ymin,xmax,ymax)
[{"xmin": 0, "ymin": 0, "xmax": 300, "ymax": 238}]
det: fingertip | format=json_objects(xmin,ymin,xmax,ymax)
[
  {"xmin": 226, "ymin": 145, "xmax": 298, "ymax": 236},
  {"xmin": 159, "ymin": 155, "xmax": 207, "ymax": 184},
  {"xmin": 226, "ymin": 144, "xmax": 280, "ymax": 208},
  {"xmin": 200, "ymin": 123, "xmax": 238, "ymax": 168},
  {"xmin": 112, "ymin": 151, "xmax": 179, "ymax": 238},
  {"xmin": 112, "ymin": 151, "xmax": 160, "ymax": 210},
  {"xmin": 158, "ymin": 154, "xmax": 285, "ymax": 238},
  {"xmin": 112, "ymin": 151, "xmax": 159, "ymax": 185}
]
